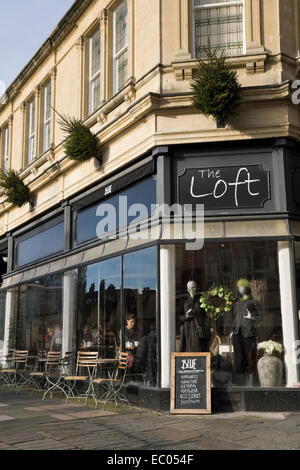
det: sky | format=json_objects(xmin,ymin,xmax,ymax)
[{"xmin": 0, "ymin": 0, "xmax": 75, "ymax": 96}]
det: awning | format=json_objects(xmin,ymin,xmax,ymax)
[{"xmin": 0, "ymin": 218, "xmax": 292, "ymax": 290}]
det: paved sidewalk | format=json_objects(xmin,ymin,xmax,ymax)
[{"xmin": 0, "ymin": 390, "xmax": 299, "ymax": 450}]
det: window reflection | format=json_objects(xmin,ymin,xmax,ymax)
[
  {"xmin": 0, "ymin": 291, "xmax": 6, "ymax": 350},
  {"xmin": 76, "ymin": 246, "xmax": 158, "ymax": 385},
  {"xmin": 176, "ymin": 242, "xmax": 284, "ymax": 388},
  {"xmin": 123, "ymin": 247, "xmax": 158, "ymax": 386},
  {"xmin": 77, "ymin": 257, "xmax": 121, "ymax": 358},
  {"xmin": 15, "ymin": 274, "xmax": 63, "ymax": 353},
  {"xmin": 76, "ymin": 177, "xmax": 156, "ymax": 244},
  {"xmin": 294, "ymin": 241, "xmax": 300, "ymax": 339},
  {"xmin": 16, "ymin": 222, "xmax": 64, "ymax": 267}
]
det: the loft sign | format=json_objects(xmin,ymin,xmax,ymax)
[{"xmin": 178, "ymin": 165, "xmax": 270, "ymax": 209}]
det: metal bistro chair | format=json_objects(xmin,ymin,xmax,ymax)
[
  {"xmin": 93, "ymin": 352, "xmax": 130, "ymax": 410},
  {"xmin": 0, "ymin": 350, "xmax": 29, "ymax": 391},
  {"xmin": 0, "ymin": 349, "xmax": 13, "ymax": 388},
  {"xmin": 42, "ymin": 351, "xmax": 75, "ymax": 400},
  {"xmin": 64, "ymin": 351, "xmax": 99, "ymax": 406},
  {"xmin": 29, "ymin": 351, "xmax": 62, "ymax": 394}
]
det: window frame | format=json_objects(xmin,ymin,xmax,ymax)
[
  {"xmin": 192, "ymin": 0, "xmax": 246, "ymax": 58},
  {"xmin": 2, "ymin": 124, "xmax": 9, "ymax": 171},
  {"xmin": 113, "ymin": 0, "xmax": 128, "ymax": 94},
  {"xmin": 42, "ymin": 80, "xmax": 52, "ymax": 153},
  {"xmin": 88, "ymin": 26, "xmax": 101, "ymax": 115},
  {"xmin": 27, "ymin": 96, "xmax": 36, "ymax": 164},
  {"xmin": 14, "ymin": 214, "xmax": 65, "ymax": 269}
]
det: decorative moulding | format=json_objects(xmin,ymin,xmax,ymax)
[{"xmin": 172, "ymin": 53, "xmax": 268, "ymax": 80}]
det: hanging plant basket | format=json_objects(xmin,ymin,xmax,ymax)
[
  {"xmin": 0, "ymin": 169, "xmax": 31, "ymax": 208},
  {"xmin": 191, "ymin": 45, "xmax": 242, "ymax": 126},
  {"xmin": 199, "ymin": 284, "xmax": 235, "ymax": 320},
  {"xmin": 55, "ymin": 109, "xmax": 99, "ymax": 163}
]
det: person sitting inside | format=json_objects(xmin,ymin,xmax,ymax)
[
  {"xmin": 81, "ymin": 324, "xmax": 94, "ymax": 348},
  {"xmin": 45, "ymin": 326, "xmax": 54, "ymax": 351},
  {"xmin": 123, "ymin": 314, "xmax": 142, "ymax": 350},
  {"xmin": 119, "ymin": 314, "xmax": 142, "ymax": 370},
  {"xmin": 50, "ymin": 324, "xmax": 62, "ymax": 352}
]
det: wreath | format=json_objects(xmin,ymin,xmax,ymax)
[{"xmin": 199, "ymin": 285, "xmax": 235, "ymax": 320}]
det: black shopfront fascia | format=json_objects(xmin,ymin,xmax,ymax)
[
  {"xmin": 3, "ymin": 139, "xmax": 300, "ymax": 276},
  {"xmin": 3, "ymin": 139, "xmax": 300, "ymax": 277},
  {"xmin": 168, "ymin": 138, "xmax": 297, "ymax": 217},
  {"xmin": 1, "ymin": 155, "xmax": 156, "ymax": 274},
  {"xmin": 13, "ymin": 214, "xmax": 65, "ymax": 269},
  {"xmin": 70, "ymin": 156, "xmax": 156, "ymax": 248},
  {"xmin": 148, "ymin": 139, "xmax": 300, "ymax": 219}
]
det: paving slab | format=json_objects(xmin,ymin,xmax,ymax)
[
  {"xmin": 0, "ymin": 390, "xmax": 300, "ymax": 450},
  {"xmin": 0, "ymin": 415, "xmax": 15, "ymax": 421},
  {"xmin": 66, "ymin": 410, "xmax": 117, "ymax": 418}
]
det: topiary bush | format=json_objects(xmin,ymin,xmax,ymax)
[
  {"xmin": 191, "ymin": 45, "xmax": 242, "ymax": 126},
  {"xmin": 57, "ymin": 112, "xmax": 98, "ymax": 163},
  {"xmin": 0, "ymin": 169, "xmax": 31, "ymax": 207}
]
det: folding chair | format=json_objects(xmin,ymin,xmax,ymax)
[
  {"xmin": 42, "ymin": 351, "xmax": 74, "ymax": 400},
  {"xmin": 0, "ymin": 350, "xmax": 29, "ymax": 391},
  {"xmin": 29, "ymin": 351, "xmax": 61, "ymax": 394},
  {"xmin": 64, "ymin": 351, "xmax": 99, "ymax": 406},
  {"xmin": 0, "ymin": 350, "xmax": 13, "ymax": 388},
  {"xmin": 93, "ymin": 352, "xmax": 130, "ymax": 410}
]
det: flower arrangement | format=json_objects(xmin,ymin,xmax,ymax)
[
  {"xmin": 53, "ymin": 106, "xmax": 98, "ymax": 163},
  {"xmin": 0, "ymin": 169, "xmax": 31, "ymax": 208},
  {"xmin": 199, "ymin": 284, "xmax": 235, "ymax": 320},
  {"xmin": 191, "ymin": 45, "xmax": 241, "ymax": 126},
  {"xmin": 257, "ymin": 340, "xmax": 283, "ymax": 356}
]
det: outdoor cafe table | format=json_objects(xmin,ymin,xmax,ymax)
[{"xmin": 94, "ymin": 358, "xmax": 118, "ymax": 380}]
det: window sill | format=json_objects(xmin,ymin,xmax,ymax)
[
  {"xmin": 84, "ymin": 77, "xmax": 136, "ymax": 128},
  {"xmin": 20, "ymin": 145, "xmax": 56, "ymax": 179},
  {"xmin": 171, "ymin": 52, "xmax": 268, "ymax": 80}
]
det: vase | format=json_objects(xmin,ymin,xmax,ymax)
[{"xmin": 257, "ymin": 354, "xmax": 282, "ymax": 387}]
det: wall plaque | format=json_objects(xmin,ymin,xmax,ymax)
[{"xmin": 178, "ymin": 165, "xmax": 270, "ymax": 209}]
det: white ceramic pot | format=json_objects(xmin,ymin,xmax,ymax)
[{"xmin": 257, "ymin": 354, "xmax": 282, "ymax": 387}]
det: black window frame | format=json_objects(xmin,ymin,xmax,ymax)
[
  {"xmin": 73, "ymin": 175, "xmax": 157, "ymax": 249},
  {"xmin": 14, "ymin": 214, "xmax": 65, "ymax": 269}
]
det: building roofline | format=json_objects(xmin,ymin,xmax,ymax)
[{"xmin": 0, "ymin": 0, "xmax": 93, "ymax": 108}]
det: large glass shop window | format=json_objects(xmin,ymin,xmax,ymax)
[
  {"xmin": 123, "ymin": 246, "xmax": 158, "ymax": 386},
  {"xmin": 77, "ymin": 257, "xmax": 121, "ymax": 358},
  {"xmin": 294, "ymin": 242, "xmax": 300, "ymax": 340},
  {"xmin": 176, "ymin": 242, "xmax": 284, "ymax": 388},
  {"xmin": 0, "ymin": 290, "xmax": 6, "ymax": 350},
  {"xmin": 15, "ymin": 221, "xmax": 64, "ymax": 267},
  {"xmin": 76, "ymin": 177, "xmax": 156, "ymax": 245},
  {"xmin": 14, "ymin": 274, "xmax": 64, "ymax": 353},
  {"xmin": 77, "ymin": 247, "xmax": 158, "ymax": 385}
]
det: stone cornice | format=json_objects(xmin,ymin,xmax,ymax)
[
  {"xmin": 0, "ymin": 82, "xmax": 296, "ymax": 219},
  {"xmin": 0, "ymin": 0, "xmax": 93, "ymax": 106}
]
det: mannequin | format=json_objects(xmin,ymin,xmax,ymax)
[
  {"xmin": 179, "ymin": 280, "xmax": 210, "ymax": 352},
  {"xmin": 230, "ymin": 279, "xmax": 261, "ymax": 386}
]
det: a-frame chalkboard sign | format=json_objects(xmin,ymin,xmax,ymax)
[{"xmin": 170, "ymin": 352, "xmax": 211, "ymax": 414}]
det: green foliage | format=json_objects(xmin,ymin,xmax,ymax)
[
  {"xmin": 191, "ymin": 46, "xmax": 242, "ymax": 125},
  {"xmin": 58, "ymin": 113, "xmax": 98, "ymax": 162},
  {"xmin": 0, "ymin": 169, "xmax": 31, "ymax": 207},
  {"xmin": 199, "ymin": 284, "xmax": 235, "ymax": 320}
]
